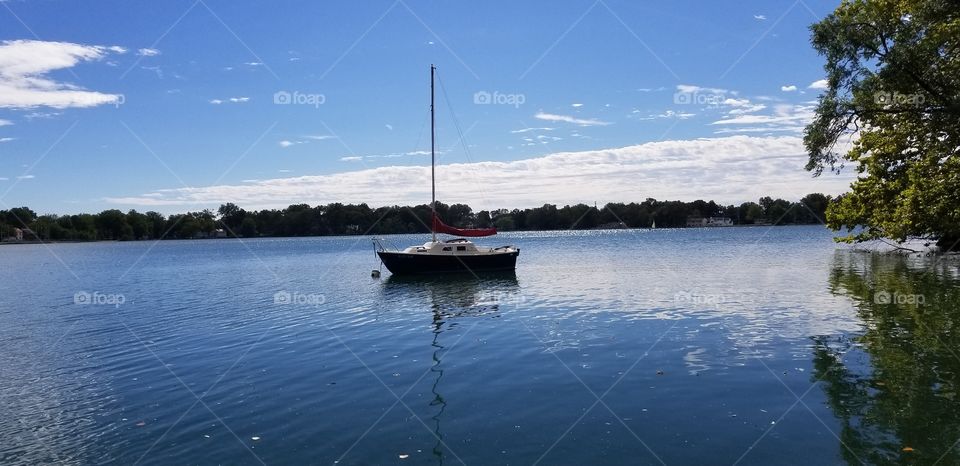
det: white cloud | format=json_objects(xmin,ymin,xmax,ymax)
[
  {"xmin": 510, "ymin": 127, "xmax": 555, "ymax": 134},
  {"xmin": 280, "ymin": 135, "xmax": 335, "ymax": 147},
  {"xmin": 244, "ymin": 62, "xmax": 264, "ymax": 66},
  {"xmin": 534, "ymin": 111, "xmax": 611, "ymax": 126},
  {"xmin": 16, "ymin": 174, "xmax": 34, "ymax": 180},
  {"xmin": 676, "ymin": 84, "xmax": 729, "ymax": 94},
  {"xmin": 385, "ymin": 124, "xmax": 393, "ymax": 131},
  {"xmin": 713, "ymin": 126, "xmax": 806, "ymax": 134},
  {"xmin": 571, "ymin": 103, "xmax": 583, "ymax": 108},
  {"xmin": 712, "ymin": 104, "xmax": 815, "ymax": 128},
  {"xmin": 0, "ymin": 137, "xmax": 14, "ymax": 142},
  {"xmin": 0, "ymin": 40, "xmax": 124, "ymax": 109},
  {"xmin": 808, "ymin": 79, "xmax": 829, "ymax": 90},
  {"xmin": 24, "ymin": 111, "xmax": 61, "ymax": 120},
  {"xmin": 721, "ymin": 98, "xmax": 767, "ymax": 115},
  {"xmin": 105, "ymin": 135, "xmax": 853, "ymax": 211},
  {"xmin": 727, "ymin": 104, "xmax": 767, "ymax": 115},
  {"xmin": 210, "ymin": 97, "xmax": 248, "ymax": 104},
  {"xmin": 631, "ymin": 110, "xmax": 696, "ymax": 120},
  {"xmin": 723, "ymin": 98, "xmax": 751, "ymax": 107},
  {"xmin": 137, "ymin": 48, "xmax": 161, "ymax": 57},
  {"xmin": 754, "ymin": 14, "xmax": 767, "ymax": 20},
  {"xmin": 781, "ymin": 85, "xmax": 798, "ymax": 92},
  {"xmin": 0, "ymin": 119, "xmax": 11, "ymax": 126},
  {"xmin": 343, "ymin": 150, "xmax": 434, "ymax": 161}
]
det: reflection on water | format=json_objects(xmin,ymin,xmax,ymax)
[
  {"xmin": 820, "ymin": 251, "xmax": 960, "ymax": 465},
  {"xmin": 6, "ymin": 230, "xmax": 960, "ymax": 464},
  {"xmin": 383, "ymin": 272, "xmax": 520, "ymax": 465}
]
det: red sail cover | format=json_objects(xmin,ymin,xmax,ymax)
[{"xmin": 432, "ymin": 212, "xmax": 497, "ymax": 237}]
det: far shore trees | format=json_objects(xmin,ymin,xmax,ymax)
[{"xmin": 0, "ymin": 194, "xmax": 830, "ymax": 242}]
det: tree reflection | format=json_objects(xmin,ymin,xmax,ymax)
[{"xmin": 819, "ymin": 251, "xmax": 960, "ymax": 465}]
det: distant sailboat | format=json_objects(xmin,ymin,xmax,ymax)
[{"xmin": 375, "ymin": 65, "xmax": 520, "ymax": 275}]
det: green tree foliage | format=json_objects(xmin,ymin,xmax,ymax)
[{"xmin": 804, "ymin": 0, "xmax": 960, "ymax": 248}]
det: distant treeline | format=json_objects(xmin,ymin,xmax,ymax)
[{"xmin": 0, "ymin": 194, "xmax": 830, "ymax": 241}]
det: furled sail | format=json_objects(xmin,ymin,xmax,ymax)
[{"xmin": 432, "ymin": 212, "xmax": 497, "ymax": 237}]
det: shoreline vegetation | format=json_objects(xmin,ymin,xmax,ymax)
[{"xmin": 1, "ymin": 194, "xmax": 831, "ymax": 243}]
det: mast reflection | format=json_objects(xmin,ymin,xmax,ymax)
[{"xmin": 382, "ymin": 272, "xmax": 519, "ymax": 465}]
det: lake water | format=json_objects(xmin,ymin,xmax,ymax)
[{"xmin": 1, "ymin": 226, "xmax": 959, "ymax": 465}]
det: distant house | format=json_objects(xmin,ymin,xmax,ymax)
[
  {"xmin": 705, "ymin": 217, "xmax": 733, "ymax": 227},
  {"xmin": 4, "ymin": 227, "xmax": 25, "ymax": 242},
  {"xmin": 596, "ymin": 221, "xmax": 628, "ymax": 229},
  {"xmin": 686, "ymin": 216, "xmax": 733, "ymax": 227},
  {"xmin": 214, "ymin": 229, "xmax": 228, "ymax": 238}
]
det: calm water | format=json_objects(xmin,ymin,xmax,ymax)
[{"xmin": 1, "ymin": 226, "xmax": 959, "ymax": 465}]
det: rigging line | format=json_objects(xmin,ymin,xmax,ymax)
[{"xmin": 434, "ymin": 69, "xmax": 493, "ymax": 212}]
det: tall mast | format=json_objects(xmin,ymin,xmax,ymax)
[{"xmin": 430, "ymin": 64, "xmax": 436, "ymax": 243}]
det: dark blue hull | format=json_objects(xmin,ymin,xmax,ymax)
[{"xmin": 377, "ymin": 250, "xmax": 519, "ymax": 275}]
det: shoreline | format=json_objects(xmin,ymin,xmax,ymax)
[{"xmin": 0, "ymin": 224, "xmax": 827, "ymax": 245}]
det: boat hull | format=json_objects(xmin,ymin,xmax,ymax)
[{"xmin": 377, "ymin": 250, "xmax": 519, "ymax": 275}]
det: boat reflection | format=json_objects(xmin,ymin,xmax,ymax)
[
  {"xmin": 817, "ymin": 251, "xmax": 960, "ymax": 465},
  {"xmin": 382, "ymin": 272, "xmax": 519, "ymax": 465},
  {"xmin": 382, "ymin": 271, "xmax": 520, "ymax": 320}
]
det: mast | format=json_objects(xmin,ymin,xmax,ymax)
[{"xmin": 430, "ymin": 64, "xmax": 437, "ymax": 243}]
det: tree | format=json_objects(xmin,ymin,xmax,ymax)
[
  {"xmin": 145, "ymin": 211, "xmax": 166, "ymax": 239},
  {"xmin": 5, "ymin": 207, "xmax": 36, "ymax": 226},
  {"xmin": 446, "ymin": 203, "xmax": 474, "ymax": 226},
  {"xmin": 217, "ymin": 203, "xmax": 246, "ymax": 232},
  {"xmin": 804, "ymin": 0, "xmax": 960, "ymax": 249},
  {"xmin": 240, "ymin": 216, "xmax": 258, "ymax": 237},
  {"xmin": 493, "ymin": 215, "xmax": 516, "ymax": 231},
  {"xmin": 127, "ymin": 210, "xmax": 149, "ymax": 240},
  {"xmin": 95, "ymin": 209, "xmax": 128, "ymax": 240}
]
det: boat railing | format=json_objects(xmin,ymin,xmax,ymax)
[{"xmin": 372, "ymin": 237, "xmax": 388, "ymax": 253}]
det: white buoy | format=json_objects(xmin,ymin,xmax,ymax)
[{"xmin": 371, "ymin": 270, "xmax": 381, "ymax": 278}]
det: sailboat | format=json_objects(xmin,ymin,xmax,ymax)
[{"xmin": 375, "ymin": 65, "xmax": 520, "ymax": 275}]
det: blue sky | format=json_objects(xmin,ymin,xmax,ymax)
[{"xmin": 0, "ymin": 0, "xmax": 854, "ymax": 214}]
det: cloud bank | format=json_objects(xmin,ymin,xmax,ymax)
[{"xmin": 106, "ymin": 135, "xmax": 853, "ymax": 211}]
